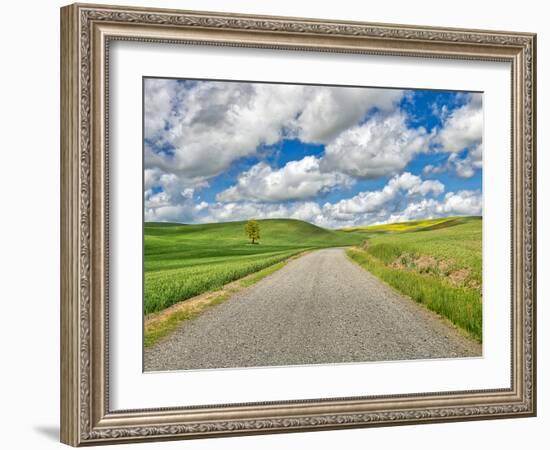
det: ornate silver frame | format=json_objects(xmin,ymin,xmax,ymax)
[{"xmin": 60, "ymin": 3, "xmax": 536, "ymax": 446}]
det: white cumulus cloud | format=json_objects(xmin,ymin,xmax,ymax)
[
  {"xmin": 216, "ymin": 156, "xmax": 352, "ymax": 203},
  {"xmin": 386, "ymin": 190, "xmax": 482, "ymax": 224},
  {"xmin": 439, "ymin": 190, "xmax": 483, "ymax": 215},
  {"xmin": 320, "ymin": 112, "xmax": 432, "ymax": 179},
  {"xmin": 425, "ymin": 93, "xmax": 483, "ymax": 178},
  {"xmin": 144, "ymin": 172, "xmax": 208, "ymax": 223},
  {"xmin": 423, "ymin": 143, "xmax": 483, "ymax": 179},
  {"xmin": 203, "ymin": 201, "xmax": 325, "ymax": 225},
  {"xmin": 437, "ymin": 93, "xmax": 483, "ymax": 153},
  {"xmin": 146, "ymin": 172, "xmax": 480, "ymax": 229},
  {"xmin": 294, "ymin": 87, "xmax": 403, "ymax": 143},
  {"xmin": 144, "ymin": 79, "xmax": 405, "ymax": 187},
  {"xmin": 321, "ymin": 172, "xmax": 444, "ymax": 224}
]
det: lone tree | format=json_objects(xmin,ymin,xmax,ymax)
[{"xmin": 244, "ymin": 219, "xmax": 260, "ymax": 244}]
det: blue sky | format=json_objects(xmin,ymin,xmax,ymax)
[{"xmin": 143, "ymin": 78, "xmax": 482, "ymax": 228}]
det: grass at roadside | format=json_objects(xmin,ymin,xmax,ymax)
[
  {"xmin": 345, "ymin": 216, "xmax": 482, "ymax": 341},
  {"xmin": 144, "ymin": 218, "xmax": 362, "ymax": 315}
]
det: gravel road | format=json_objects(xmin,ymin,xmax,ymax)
[{"xmin": 144, "ymin": 248, "xmax": 481, "ymax": 371}]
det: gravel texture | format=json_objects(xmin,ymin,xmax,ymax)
[{"xmin": 144, "ymin": 248, "xmax": 481, "ymax": 371}]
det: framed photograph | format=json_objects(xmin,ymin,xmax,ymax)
[{"xmin": 60, "ymin": 3, "xmax": 536, "ymax": 446}]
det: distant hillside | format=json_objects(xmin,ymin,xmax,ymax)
[
  {"xmin": 145, "ymin": 218, "xmax": 362, "ymax": 249},
  {"xmin": 340, "ymin": 216, "xmax": 481, "ymax": 234}
]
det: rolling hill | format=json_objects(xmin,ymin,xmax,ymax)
[{"xmin": 340, "ymin": 216, "xmax": 468, "ymax": 233}]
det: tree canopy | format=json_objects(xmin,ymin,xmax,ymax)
[{"xmin": 244, "ymin": 220, "xmax": 260, "ymax": 244}]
